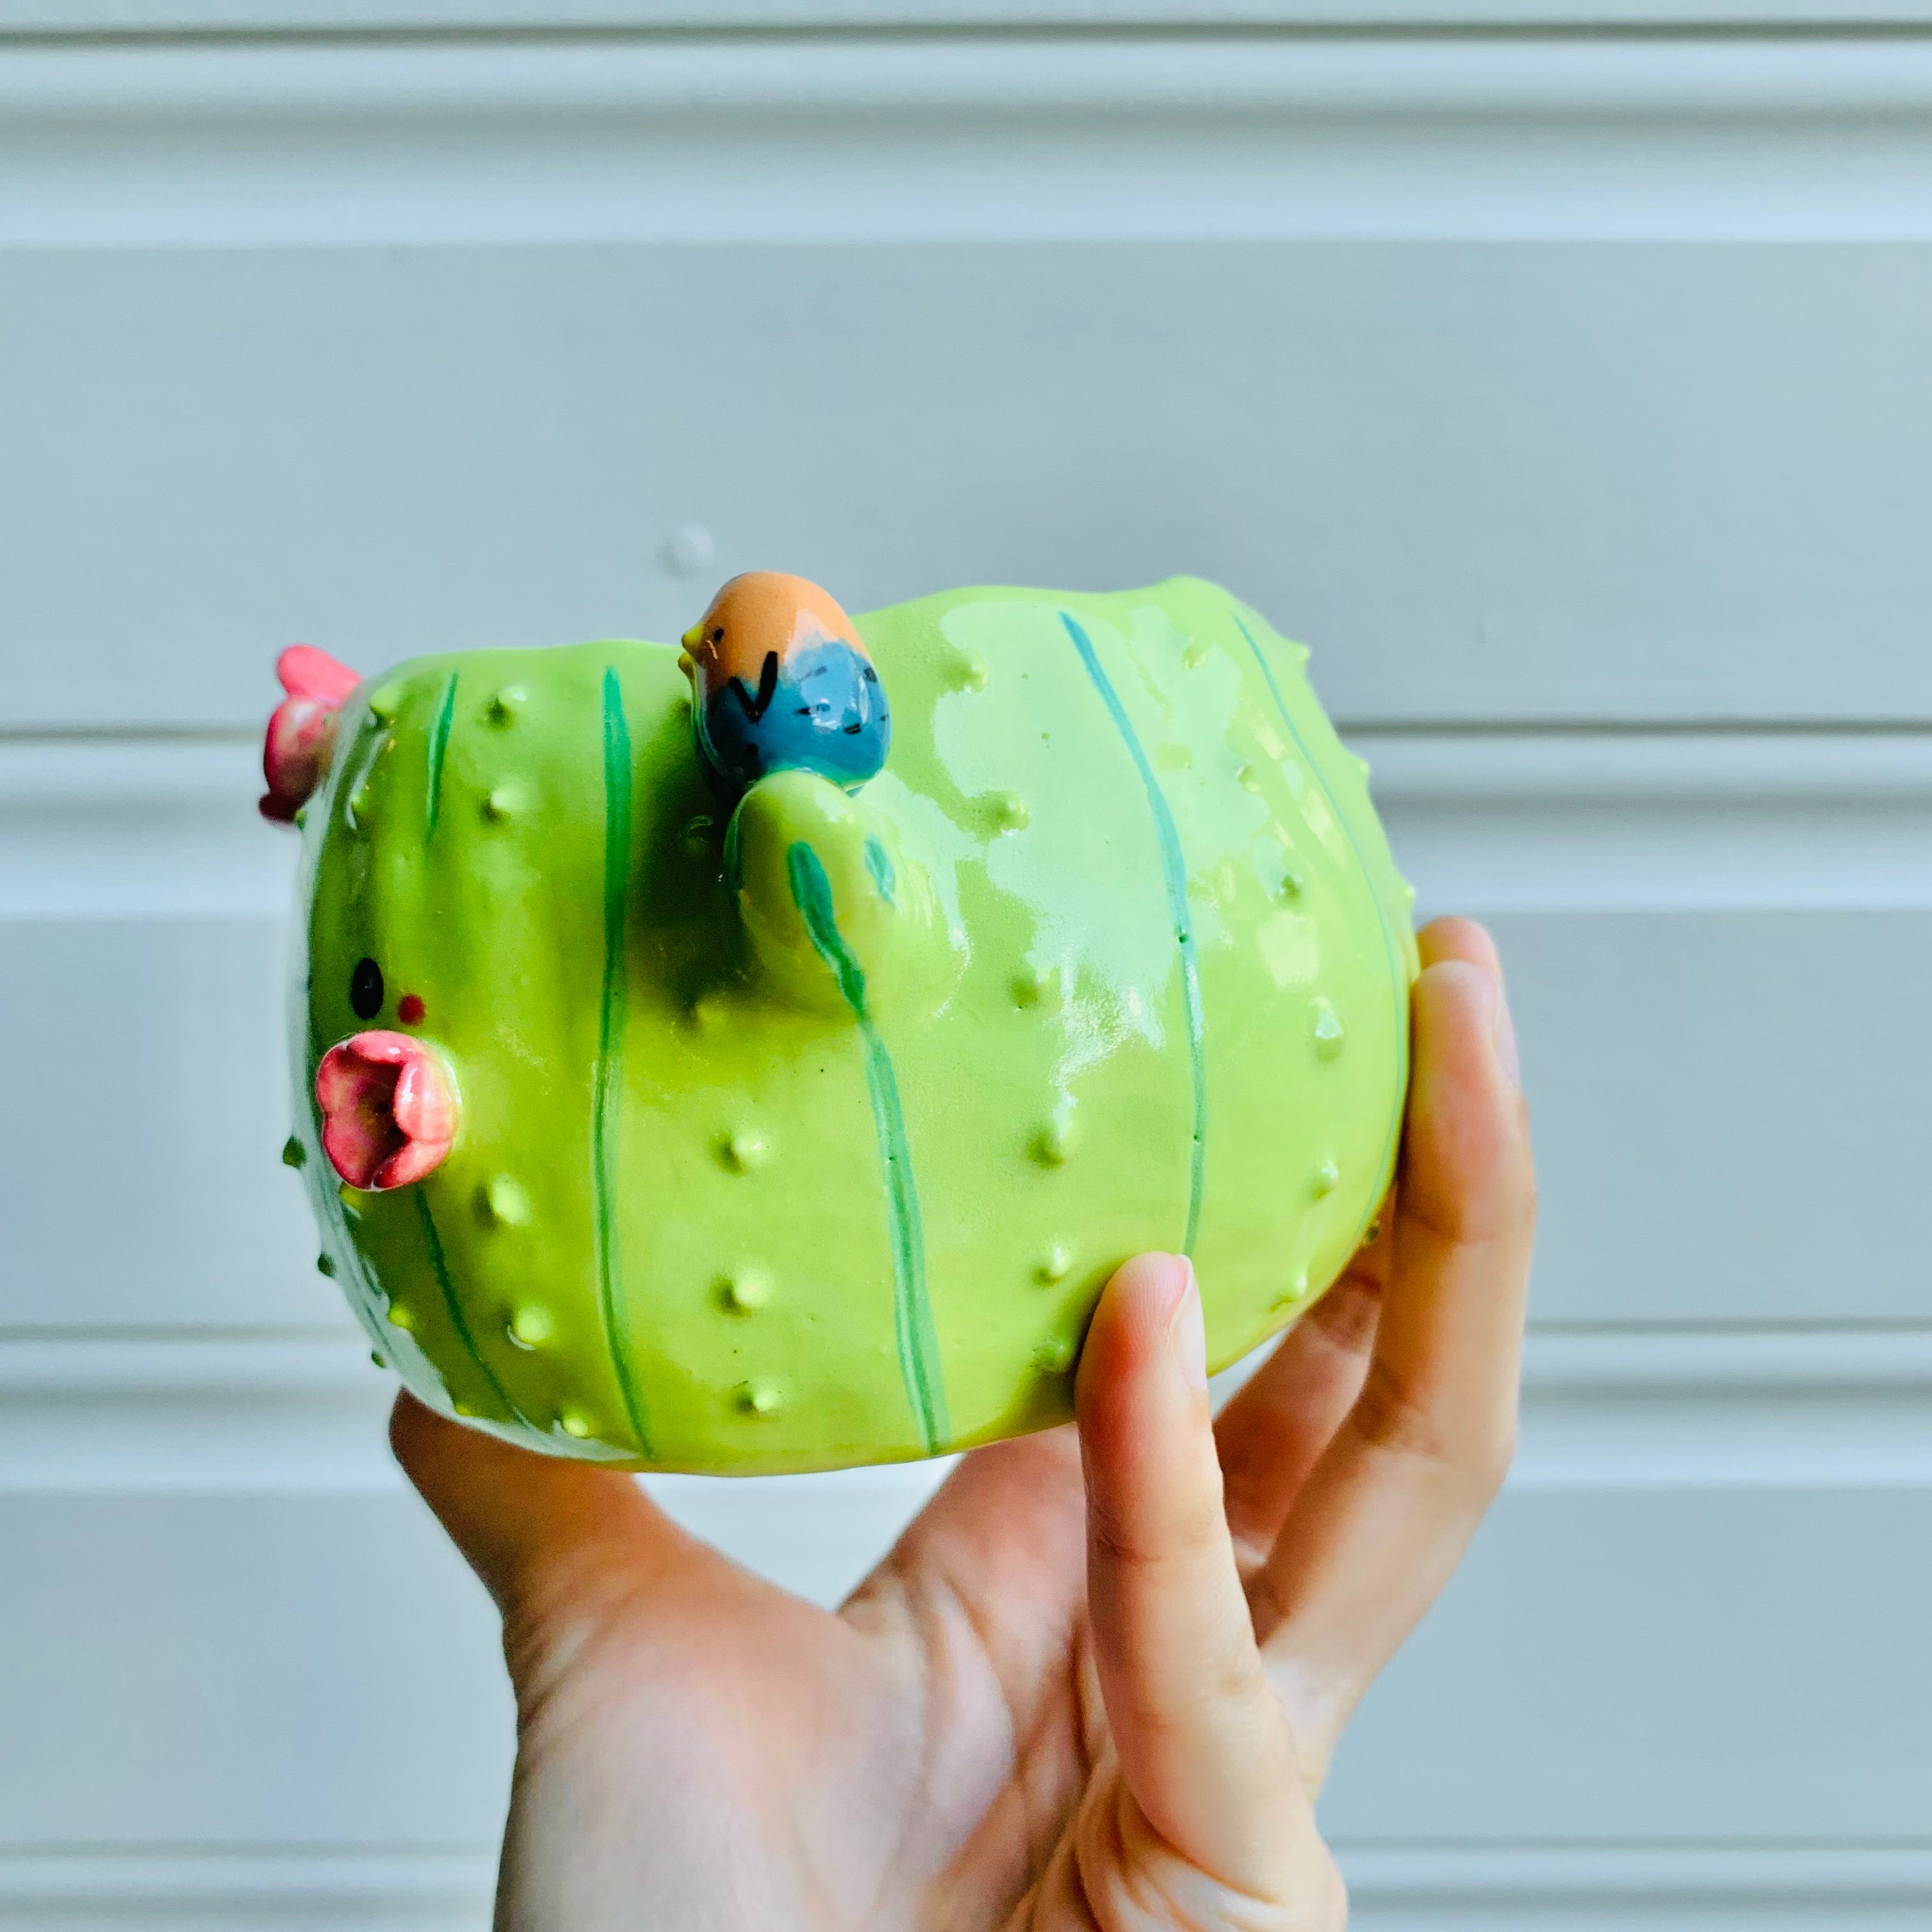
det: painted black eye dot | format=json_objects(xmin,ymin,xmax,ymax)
[{"xmin": 350, "ymin": 956, "xmax": 385, "ymax": 1020}]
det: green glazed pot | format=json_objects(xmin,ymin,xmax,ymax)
[{"xmin": 271, "ymin": 576, "xmax": 1417, "ymax": 1475}]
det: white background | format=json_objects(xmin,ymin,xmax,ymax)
[{"xmin": 1, "ymin": 4, "xmax": 1929, "ymax": 1927}]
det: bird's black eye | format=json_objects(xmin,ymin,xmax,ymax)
[
  {"xmin": 350, "ymin": 957, "xmax": 385, "ymax": 1020},
  {"xmin": 710, "ymin": 627, "xmax": 725, "ymax": 645}
]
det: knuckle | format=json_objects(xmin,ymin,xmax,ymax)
[
  {"xmin": 1347, "ymin": 1356, "xmax": 1518, "ymax": 1504},
  {"xmin": 1085, "ymin": 1491, "xmax": 1166, "ymax": 1572},
  {"xmin": 1245, "ymin": 1562, "xmax": 1293, "ymax": 1636},
  {"xmin": 1087, "ymin": 1475, "xmax": 1228, "ymax": 1579},
  {"xmin": 1402, "ymin": 1116, "xmax": 1538, "ymax": 1252},
  {"xmin": 1347, "ymin": 1353, "xmax": 1460, "ymax": 1470},
  {"xmin": 1204, "ymin": 1646, "xmax": 1273, "ymax": 1717},
  {"xmin": 1305, "ymin": 1271, "xmax": 1384, "ymax": 1356},
  {"xmin": 1403, "ymin": 1170, "xmax": 1524, "ymax": 1250},
  {"xmin": 1473, "ymin": 1414, "xmax": 1521, "ymax": 1499}
]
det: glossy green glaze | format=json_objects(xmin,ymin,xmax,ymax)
[{"xmin": 288, "ymin": 578, "xmax": 1418, "ymax": 1473}]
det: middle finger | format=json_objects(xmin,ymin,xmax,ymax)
[{"xmin": 1213, "ymin": 1211, "xmax": 1393, "ymax": 1573}]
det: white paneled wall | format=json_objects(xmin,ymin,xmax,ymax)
[{"xmin": 1, "ymin": 9, "xmax": 1928, "ymax": 1929}]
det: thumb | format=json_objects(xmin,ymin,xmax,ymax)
[
  {"xmin": 1075, "ymin": 1254, "xmax": 1308, "ymax": 1893},
  {"xmin": 390, "ymin": 1392, "xmax": 693, "ymax": 1622}
]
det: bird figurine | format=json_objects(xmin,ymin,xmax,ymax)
[{"xmin": 680, "ymin": 571, "xmax": 889, "ymax": 799}]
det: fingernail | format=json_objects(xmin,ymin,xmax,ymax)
[
  {"xmin": 1492, "ymin": 972, "xmax": 1522, "ymax": 1092},
  {"xmin": 1167, "ymin": 1258, "xmax": 1208, "ymax": 1390}
]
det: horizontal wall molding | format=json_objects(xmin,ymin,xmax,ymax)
[
  {"xmin": 4, "ymin": 732, "xmax": 1926, "ymax": 917},
  {"xmin": 1340, "ymin": 1844, "xmax": 1932, "ymax": 1925},
  {"xmin": 4, "ymin": 37, "xmax": 1931, "ymax": 246},
  {"xmin": 0, "ymin": 1849, "xmax": 494, "ymax": 1926},
  {"xmin": 0, "ymin": 739, "xmax": 295, "ymax": 918},
  {"xmin": 0, "ymin": 1842, "xmax": 1923, "ymax": 1932},
  {"xmin": 1510, "ymin": 1328, "xmax": 1932, "ymax": 1489},
  {"xmin": 5, "ymin": 3, "xmax": 1932, "ymax": 34},
  {"xmin": 1365, "ymin": 730, "xmax": 1932, "ymax": 914},
  {"xmin": 1363, "ymin": 730, "xmax": 1932, "ymax": 809},
  {"xmin": 4, "ymin": 1326, "xmax": 1925, "ymax": 1494},
  {"xmin": 1340, "ymin": 1842, "xmax": 1932, "ymax": 1901}
]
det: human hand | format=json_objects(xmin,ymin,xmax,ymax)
[{"xmin": 394, "ymin": 916, "xmax": 1534, "ymax": 1929}]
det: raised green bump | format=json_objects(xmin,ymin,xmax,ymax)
[{"xmin": 1232, "ymin": 606, "xmax": 1414, "ymax": 1244}]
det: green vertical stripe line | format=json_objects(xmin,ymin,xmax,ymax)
[
  {"xmin": 1059, "ymin": 612, "xmax": 1207, "ymax": 1257},
  {"xmin": 594, "ymin": 668, "xmax": 652, "ymax": 1459},
  {"xmin": 415, "ymin": 1188, "xmax": 526, "ymax": 1425},
  {"xmin": 1231, "ymin": 608, "xmax": 1409, "ymax": 1239},
  {"xmin": 425, "ymin": 671, "xmax": 459, "ymax": 839},
  {"xmin": 786, "ymin": 841, "xmax": 947, "ymax": 1453}
]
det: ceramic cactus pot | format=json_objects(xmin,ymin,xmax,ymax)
[{"xmin": 267, "ymin": 574, "xmax": 1417, "ymax": 1475}]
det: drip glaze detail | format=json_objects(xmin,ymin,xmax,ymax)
[
  {"xmin": 417, "ymin": 1188, "xmax": 524, "ymax": 1425},
  {"xmin": 1059, "ymin": 610, "xmax": 1206, "ymax": 1257},
  {"xmin": 425, "ymin": 672, "xmax": 459, "ymax": 839},
  {"xmin": 594, "ymin": 668, "xmax": 652, "ymax": 1458},
  {"xmin": 787, "ymin": 840, "xmax": 947, "ymax": 1455}
]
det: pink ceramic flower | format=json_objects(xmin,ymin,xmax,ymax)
[
  {"xmin": 261, "ymin": 645, "xmax": 360, "ymax": 823},
  {"xmin": 315, "ymin": 1031, "xmax": 459, "ymax": 1189}
]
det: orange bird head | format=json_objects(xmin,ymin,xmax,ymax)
[{"xmin": 680, "ymin": 572, "xmax": 888, "ymax": 799}]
